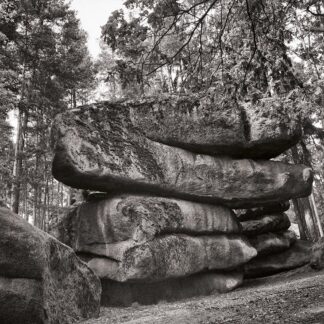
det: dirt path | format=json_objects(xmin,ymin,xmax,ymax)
[{"xmin": 81, "ymin": 267, "xmax": 324, "ymax": 324}]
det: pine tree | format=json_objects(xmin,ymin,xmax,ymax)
[{"xmin": 0, "ymin": 0, "xmax": 95, "ymax": 226}]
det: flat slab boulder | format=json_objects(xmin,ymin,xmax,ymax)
[
  {"xmin": 101, "ymin": 271, "xmax": 243, "ymax": 306},
  {"xmin": 51, "ymin": 105, "xmax": 312, "ymax": 209},
  {"xmin": 119, "ymin": 95, "xmax": 301, "ymax": 159},
  {"xmin": 244, "ymin": 240, "xmax": 311, "ymax": 278},
  {"xmin": 0, "ymin": 207, "xmax": 101, "ymax": 324},
  {"xmin": 249, "ymin": 231, "xmax": 296, "ymax": 256},
  {"xmin": 241, "ymin": 213, "xmax": 291, "ymax": 236},
  {"xmin": 51, "ymin": 195, "xmax": 241, "ymax": 255},
  {"xmin": 83, "ymin": 234, "xmax": 256, "ymax": 282},
  {"xmin": 236, "ymin": 202, "xmax": 290, "ymax": 221}
]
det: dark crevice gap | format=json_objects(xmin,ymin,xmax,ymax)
[
  {"xmin": 76, "ymin": 252, "xmax": 120, "ymax": 263},
  {"xmin": 0, "ymin": 274, "xmax": 41, "ymax": 281}
]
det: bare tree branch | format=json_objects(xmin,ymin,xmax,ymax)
[
  {"xmin": 241, "ymin": 0, "xmax": 258, "ymax": 91},
  {"xmin": 146, "ymin": 0, "xmax": 219, "ymax": 76},
  {"xmin": 307, "ymin": 26, "xmax": 324, "ymax": 32}
]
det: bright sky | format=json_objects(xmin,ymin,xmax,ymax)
[{"xmin": 70, "ymin": 0, "xmax": 124, "ymax": 58}]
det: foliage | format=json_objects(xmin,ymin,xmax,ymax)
[
  {"xmin": 0, "ymin": 0, "xmax": 95, "ymax": 226},
  {"xmin": 101, "ymin": 1, "xmax": 298, "ymax": 97},
  {"xmin": 100, "ymin": 0, "xmax": 324, "ymax": 229}
]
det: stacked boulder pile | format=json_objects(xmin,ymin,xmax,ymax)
[
  {"xmin": 51, "ymin": 94, "xmax": 313, "ymax": 306},
  {"xmin": 238, "ymin": 202, "xmax": 312, "ymax": 278}
]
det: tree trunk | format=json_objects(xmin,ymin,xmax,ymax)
[
  {"xmin": 72, "ymin": 89, "xmax": 77, "ymax": 108},
  {"xmin": 310, "ymin": 193, "xmax": 324, "ymax": 237},
  {"xmin": 290, "ymin": 145, "xmax": 322, "ymax": 241},
  {"xmin": 292, "ymin": 196, "xmax": 321, "ymax": 242},
  {"xmin": 11, "ymin": 110, "xmax": 28, "ymax": 214}
]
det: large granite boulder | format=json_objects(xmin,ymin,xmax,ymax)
[
  {"xmin": 241, "ymin": 213, "xmax": 291, "ymax": 236},
  {"xmin": 0, "ymin": 277, "xmax": 47, "ymax": 324},
  {"xmin": 102, "ymin": 95, "xmax": 301, "ymax": 159},
  {"xmin": 51, "ymin": 195, "xmax": 241, "ymax": 255},
  {"xmin": 249, "ymin": 231, "xmax": 297, "ymax": 256},
  {"xmin": 83, "ymin": 234, "xmax": 257, "ymax": 282},
  {"xmin": 101, "ymin": 271, "xmax": 243, "ymax": 306},
  {"xmin": 51, "ymin": 105, "xmax": 312, "ymax": 209},
  {"xmin": 0, "ymin": 207, "xmax": 101, "ymax": 324},
  {"xmin": 244, "ymin": 240, "xmax": 312, "ymax": 278},
  {"xmin": 48, "ymin": 205, "xmax": 76, "ymax": 243}
]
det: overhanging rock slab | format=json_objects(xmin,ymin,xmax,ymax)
[{"xmin": 51, "ymin": 105, "xmax": 312, "ymax": 209}]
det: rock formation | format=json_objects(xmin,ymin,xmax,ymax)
[
  {"xmin": 55, "ymin": 94, "xmax": 302, "ymax": 159},
  {"xmin": 86, "ymin": 234, "xmax": 255, "ymax": 282},
  {"xmin": 50, "ymin": 95, "xmax": 313, "ymax": 306},
  {"xmin": 241, "ymin": 213, "xmax": 291, "ymax": 236},
  {"xmin": 51, "ymin": 196, "xmax": 256, "ymax": 304},
  {"xmin": 245, "ymin": 240, "xmax": 312, "ymax": 278},
  {"xmin": 52, "ymin": 102, "xmax": 312, "ymax": 208},
  {"xmin": 236, "ymin": 202, "xmax": 291, "ymax": 221},
  {"xmin": 0, "ymin": 207, "xmax": 101, "ymax": 324},
  {"xmin": 248, "ymin": 231, "xmax": 297, "ymax": 256},
  {"xmin": 240, "ymin": 204, "xmax": 312, "ymax": 278},
  {"xmin": 53, "ymin": 196, "xmax": 241, "ymax": 254}
]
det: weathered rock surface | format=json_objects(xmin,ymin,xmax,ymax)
[
  {"xmin": 244, "ymin": 240, "xmax": 311, "ymax": 278},
  {"xmin": 117, "ymin": 95, "xmax": 301, "ymax": 159},
  {"xmin": 236, "ymin": 202, "xmax": 290, "ymax": 221},
  {"xmin": 101, "ymin": 271, "xmax": 243, "ymax": 306},
  {"xmin": 83, "ymin": 234, "xmax": 256, "ymax": 282},
  {"xmin": 310, "ymin": 237, "xmax": 324, "ymax": 270},
  {"xmin": 51, "ymin": 195, "xmax": 241, "ymax": 255},
  {"xmin": 48, "ymin": 205, "xmax": 76, "ymax": 245},
  {"xmin": 51, "ymin": 105, "xmax": 312, "ymax": 209},
  {"xmin": 0, "ymin": 277, "xmax": 44, "ymax": 324},
  {"xmin": 249, "ymin": 231, "xmax": 297, "ymax": 256},
  {"xmin": 0, "ymin": 207, "xmax": 101, "ymax": 324},
  {"xmin": 241, "ymin": 213, "xmax": 291, "ymax": 236}
]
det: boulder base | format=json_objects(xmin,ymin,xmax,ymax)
[
  {"xmin": 244, "ymin": 240, "xmax": 311, "ymax": 278},
  {"xmin": 83, "ymin": 234, "xmax": 256, "ymax": 282},
  {"xmin": 241, "ymin": 213, "xmax": 291, "ymax": 236},
  {"xmin": 101, "ymin": 271, "xmax": 243, "ymax": 306},
  {"xmin": 249, "ymin": 231, "xmax": 296, "ymax": 256},
  {"xmin": 236, "ymin": 202, "xmax": 290, "ymax": 221},
  {"xmin": 52, "ymin": 105, "xmax": 312, "ymax": 208},
  {"xmin": 0, "ymin": 207, "xmax": 101, "ymax": 324}
]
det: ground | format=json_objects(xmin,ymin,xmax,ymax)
[{"xmin": 81, "ymin": 266, "xmax": 324, "ymax": 324}]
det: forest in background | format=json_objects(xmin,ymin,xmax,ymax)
[{"xmin": 0, "ymin": 0, "xmax": 324, "ymax": 240}]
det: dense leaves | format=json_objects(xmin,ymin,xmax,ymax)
[{"xmin": 100, "ymin": 1, "xmax": 298, "ymax": 97}]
